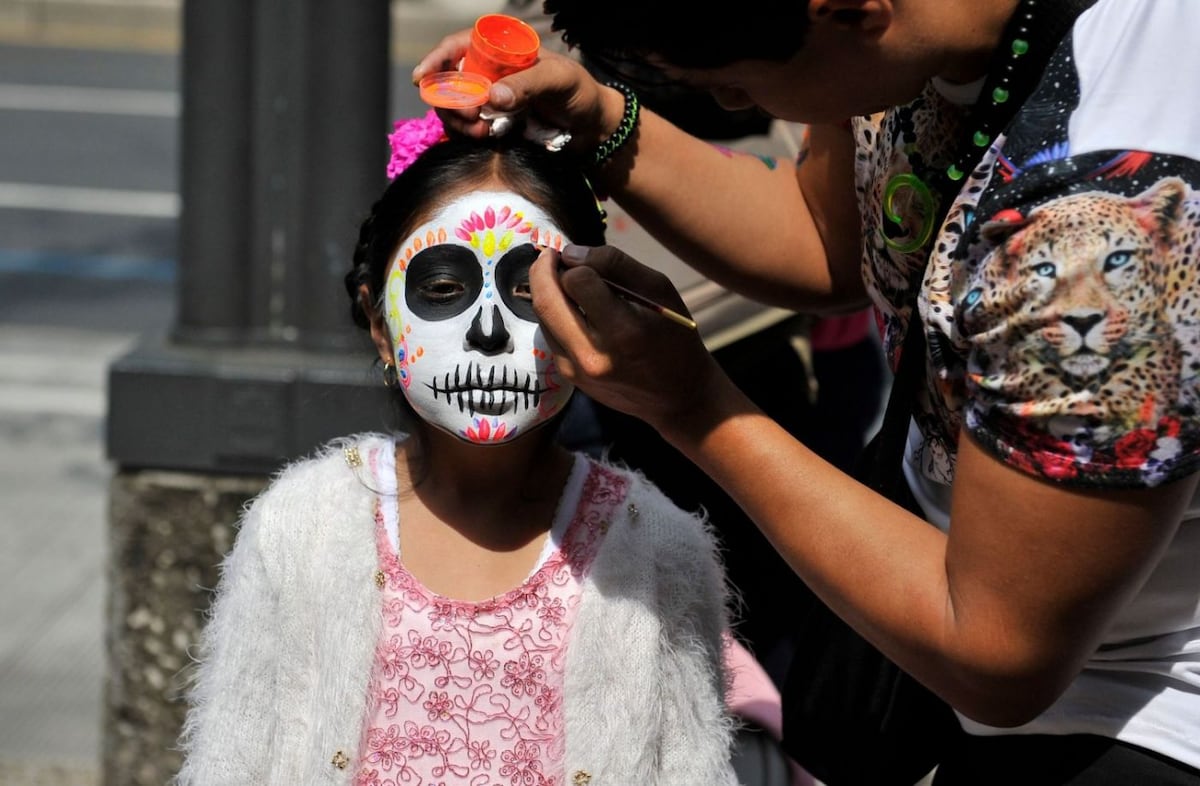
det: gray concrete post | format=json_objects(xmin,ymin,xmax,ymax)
[{"xmin": 104, "ymin": 1, "xmax": 391, "ymax": 783}]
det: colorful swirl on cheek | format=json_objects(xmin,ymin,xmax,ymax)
[{"xmin": 385, "ymin": 266, "xmax": 410, "ymax": 384}]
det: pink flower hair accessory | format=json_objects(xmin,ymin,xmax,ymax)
[{"xmin": 387, "ymin": 109, "xmax": 448, "ymax": 179}]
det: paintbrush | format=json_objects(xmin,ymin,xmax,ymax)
[
  {"xmin": 596, "ymin": 277, "xmax": 698, "ymax": 330},
  {"xmin": 538, "ymin": 245, "xmax": 698, "ymax": 330}
]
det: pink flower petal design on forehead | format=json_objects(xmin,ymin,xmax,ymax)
[{"xmin": 454, "ymin": 205, "xmax": 536, "ymax": 251}]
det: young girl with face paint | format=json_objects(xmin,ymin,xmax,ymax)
[{"xmin": 173, "ymin": 126, "xmax": 753, "ymax": 786}]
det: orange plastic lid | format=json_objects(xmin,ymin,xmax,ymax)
[
  {"xmin": 418, "ymin": 71, "xmax": 492, "ymax": 109},
  {"xmin": 473, "ymin": 14, "xmax": 540, "ymax": 66}
]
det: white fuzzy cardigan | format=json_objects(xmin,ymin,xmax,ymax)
[{"xmin": 176, "ymin": 434, "xmax": 740, "ymax": 785}]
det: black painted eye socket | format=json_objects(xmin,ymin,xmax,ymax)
[
  {"xmin": 405, "ymin": 245, "xmax": 483, "ymax": 320},
  {"xmin": 495, "ymin": 244, "xmax": 541, "ymax": 322}
]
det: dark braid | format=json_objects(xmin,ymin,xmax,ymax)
[{"xmin": 345, "ymin": 201, "xmax": 383, "ymax": 330}]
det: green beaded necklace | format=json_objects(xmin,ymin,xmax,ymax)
[
  {"xmin": 945, "ymin": 1, "xmax": 1037, "ymax": 184},
  {"xmin": 881, "ymin": 0, "xmax": 1086, "ymax": 254}
]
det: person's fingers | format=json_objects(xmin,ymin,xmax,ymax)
[
  {"xmin": 433, "ymin": 106, "xmax": 492, "ymax": 140},
  {"xmin": 557, "ymin": 264, "xmax": 640, "ymax": 337},
  {"xmin": 411, "ymin": 30, "xmax": 471, "ymax": 84},
  {"xmin": 409, "ymin": 30, "xmax": 493, "ymax": 138},
  {"xmin": 413, "ymin": 45, "xmax": 612, "ymax": 146},
  {"xmin": 530, "ymin": 247, "xmax": 603, "ymax": 378},
  {"xmin": 486, "ymin": 53, "xmax": 579, "ymax": 111},
  {"xmin": 560, "ymin": 244, "xmax": 691, "ymax": 316},
  {"xmin": 487, "ymin": 53, "xmax": 614, "ymax": 148}
]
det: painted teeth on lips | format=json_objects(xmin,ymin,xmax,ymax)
[{"xmin": 425, "ymin": 362, "xmax": 549, "ymax": 416}]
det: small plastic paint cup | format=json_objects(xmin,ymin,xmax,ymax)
[
  {"xmin": 460, "ymin": 13, "xmax": 540, "ymax": 83},
  {"xmin": 419, "ymin": 70, "xmax": 492, "ymax": 109}
]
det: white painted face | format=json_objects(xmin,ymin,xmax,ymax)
[{"xmin": 384, "ymin": 191, "xmax": 572, "ymax": 444}]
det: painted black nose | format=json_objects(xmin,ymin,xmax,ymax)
[{"xmin": 464, "ymin": 305, "xmax": 513, "ymax": 354}]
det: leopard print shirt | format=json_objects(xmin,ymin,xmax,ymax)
[{"xmin": 856, "ymin": 30, "xmax": 1200, "ymax": 489}]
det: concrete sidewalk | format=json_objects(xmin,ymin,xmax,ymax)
[{"xmin": 0, "ymin": 324, "xmax": 138, "ymax": 786}]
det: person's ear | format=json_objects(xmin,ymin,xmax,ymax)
[
  {"xmin": 359, "ymin": 283, "xmax": 395, "ymax": 367},
  {"xmin": 809, "ymin": 0, "xmax": 893, "ymax": 33}
]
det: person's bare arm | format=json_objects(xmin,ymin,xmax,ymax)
[
  {"xmin": 666, "ymin": 381, "xmax": 1194, "ymax": 725},
  {"xmin": 528, "ymin": 244, "xmax": 1195, "ymax": 725},
  {"xmin": 595, "ymin": 111, "xmax": 866, "ymax": 310}
]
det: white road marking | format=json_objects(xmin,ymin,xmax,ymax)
[
  {"xmin": 0, "ymin": 182, "xmax": 178, "ymax": 217},
  {"xmin": 0, "ymin": 83, "xmax": 178, "ymax": 117}
]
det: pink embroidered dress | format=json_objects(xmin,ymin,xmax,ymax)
[{"xmin": 355, "ymin": 443, "xmax": 622, "ymax": 786}]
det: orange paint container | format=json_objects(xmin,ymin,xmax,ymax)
[
  {"xmin": 418, "ymin": 14, "xmax": 539, "ymax": 110},
  {"xmin": 460, "ymin": 14, "xmax": 540, "ymax": 82},
  {"xmin": 419, "ymin": 70, "xmax": 492, "ymax": 109}
]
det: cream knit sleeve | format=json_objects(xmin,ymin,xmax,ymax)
[
  {"xmin": 644, "ymin": 481, "xmax": 742, "ymax": 786},
  {"xmin": 174, "ymin": 490, "xmax": 284, "ymax": 785}
]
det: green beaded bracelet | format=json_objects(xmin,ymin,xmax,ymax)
[{"xmin": 590, "ymin": 81, "xmax": 640, "ymax": 168}]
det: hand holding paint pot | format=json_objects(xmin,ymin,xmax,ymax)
[{"xmin": 419, "ymin": 14, "xmax": 540, "ymax": 110}]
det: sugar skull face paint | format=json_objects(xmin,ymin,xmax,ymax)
[{"xmin": 384, "ymin": 191, "xmax": 572, "ymax": 444}]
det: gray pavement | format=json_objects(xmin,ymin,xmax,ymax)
[{"xmin": 0, "ymin": 324, "xmax": 136, "ymax": 785}]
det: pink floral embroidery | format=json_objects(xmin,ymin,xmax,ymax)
[
  {"xmin": 429, "ymin": 600, "xmax": 458, "ymax": 631},
  {"xmin": 469, "ymin": 649, "xmax": 500, "ymax": 680},
  {"xmin": 358, "ymin": 458, "xmax": 628, "ymax": 786},
  {"xmin": 378, "ymin": 636, "xmax": 407, "ymax": 680},
  {"xmin": 469, "ymin": 739, "xmax": 497, "ymax": 771},
  {"xmin": 534, "ymin": 684, "xmax": 560, "ymax": 714},
  {"xmin": 537, "ymin": 597, "xmax": 566, "ymax": 626},
  {"xmin": 501, "ymin": 653, "xmax": 546, "ymax": 698},
  {"xmin": 511, "ymin": 575, "xmax": 548, "ymax": 610},
  {"xmin": 400, "ymin": 720, "xmax": 451, "ymax": 758},
  {"xmin": 365, "ymin": 724, "xmax": 407, "ymax": 770},
  {"xmin": 382, "ymin": 596, "xmax": 405, "ymax": 627},
  {"xmin": 379, "ymin": 687, "xmax": 401, "ymax": 718},
  {"xmin": 401, "ymin": 630, "xmax": 453, "ymax": 669},
  {"xmin": 423, "ymin": 690, "xmax": 454, "ymax": 722},
  {"xmin": 500, "ymin": 741, "xmax": 548, "ymax": 786}
]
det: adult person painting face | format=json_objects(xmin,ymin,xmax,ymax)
[{"xmin": 415, "ymin": 0, "xmax": 1200, "ymax": 783}]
